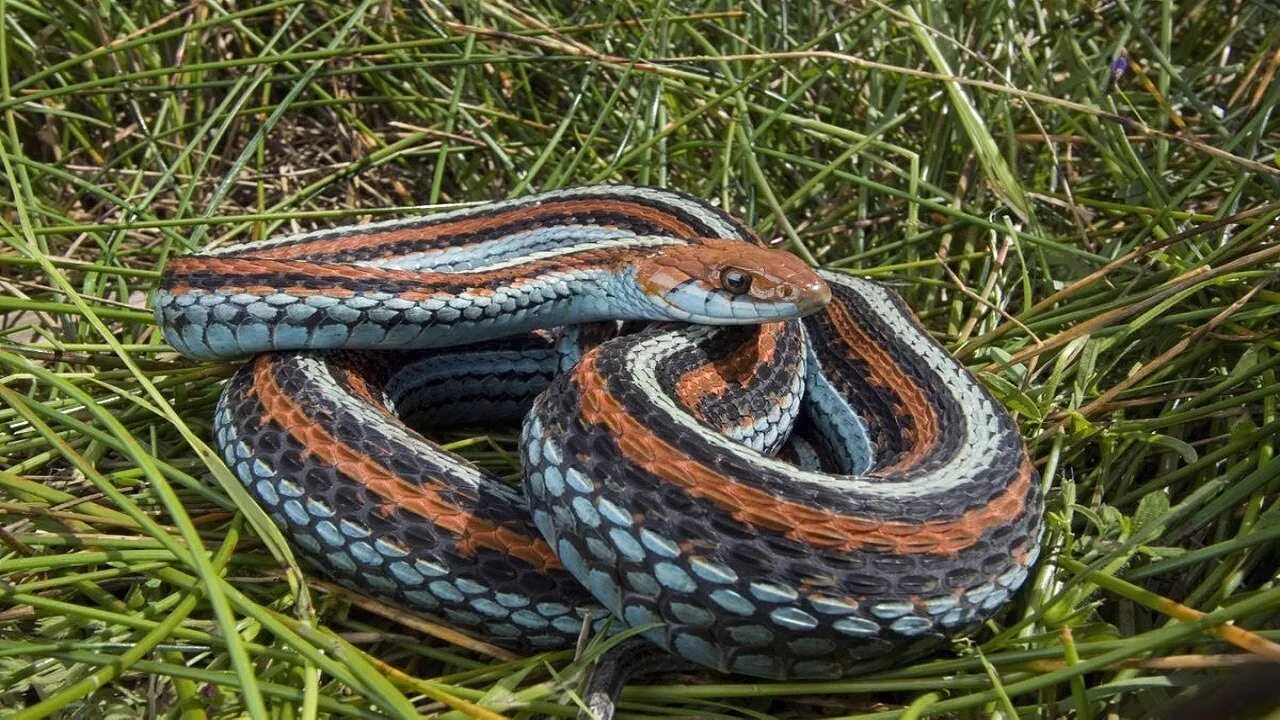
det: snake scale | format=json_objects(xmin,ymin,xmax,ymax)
[{"xmin": 155, "ymin": 185, "xmax": 1043, "ymax": 686}]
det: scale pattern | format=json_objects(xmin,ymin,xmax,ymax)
[
  {"xmin": 156, "ymin": 186, "xmax": 1045, "ymax": 680},
  {"xmin": 154, "ymin": 187, "xmax": 827, "ymax": 360},
  {"xmin": 522, "ymin": 271, "xmax": 1043, "ymax": 678}
]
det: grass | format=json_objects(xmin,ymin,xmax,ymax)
[{"xmin": 1, "ymin": 0, "xmax": 1278, "ymax": 717}]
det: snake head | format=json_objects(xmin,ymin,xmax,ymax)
[{"xmin": 630, "ymin": 238, "xmax": 831, "ymax": 323}]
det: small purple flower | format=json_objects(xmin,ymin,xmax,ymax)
[{"xmin": 1107, "ymin": 56, "xmax": 1129, "ymax": 91}]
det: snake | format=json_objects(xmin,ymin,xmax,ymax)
[{"xmin": 155, "ymin": 186, "xmax": 1043, "ymax": 686}]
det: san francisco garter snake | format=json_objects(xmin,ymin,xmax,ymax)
[{"xmin": 155, "ymin": 185, "xmax": 1043, "ymax": 693}]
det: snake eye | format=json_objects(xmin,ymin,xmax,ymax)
[{"xmin": 719, "ymin": 267, "xmax": 753, "ymax": 296}]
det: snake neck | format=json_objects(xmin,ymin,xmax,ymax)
[{"xmin": 153, "ymin": 259, "xmax": 682, "ymax": 360}]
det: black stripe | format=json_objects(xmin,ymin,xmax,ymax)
[
  {"xmin": 223, "ymin": 186, "xmax": 758, "ymax": 258},
  {"xmin": 656, "ymin": 323, "xmax": 806, "ymax": 455},
  {"xmin": 220, "ymin": 362, "xmax": 595, "ymax": 653},
  {"xmin": 290, "ymin": 211, "xmax": 702, "ymax": 263},
  {"xmin": 805, "ymin": 280, "xmax": 1020, "ymax": 473},
  {"xmin": 534, "ymin": 353, "xmax": 1040, "ymax": 603},
  {"xmin": 597, "ymin": 322, "xmax": 1027, "ymax": 524},
  {"xmin": 259, "ymin": 354, "xmax": 552, "ymax": 534},
  {"xmin": 168, "ymin": 254, "xmax": 611, "ymax": 296}
]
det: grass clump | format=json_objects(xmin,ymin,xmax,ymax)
[{"xmin": 1, "ymin": 1, "xmax": 1278, "ymax": 718}]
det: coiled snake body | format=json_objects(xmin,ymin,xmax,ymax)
[{"xmin": 156, "ymin": 186, "xmax": 1043, "ymax": 682}]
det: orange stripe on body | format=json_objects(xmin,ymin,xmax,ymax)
[
  {"xmin": 251, "ymin": 357, "xmax": 561, "ymax": 571},
  {"xmin": 164, "ymin": 254, "xmax": 614, "ymax": 302},
  {"xmin": 572, "ymin": 351, "xmax": 1031, "ymax": 556},
  {"xmin": 341, "ymin": 367, "xmax": 386, "ymax": 410},
  {"xmin": 672, "ymin": 323, "xmax": 781, "ymax": 413},
  {"xmin": 821, "ymin": 296, "xmax": 938, "ymax": 473},
  {"xmin": 243, "ymin": 199, "xmax": 707, "ymax": 260}
]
